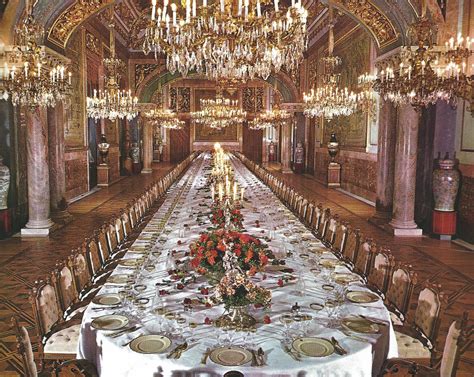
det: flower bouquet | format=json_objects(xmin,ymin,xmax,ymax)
[{"xmin": 210, "ymin": 203, "xmax": 244, "ymax": 230}]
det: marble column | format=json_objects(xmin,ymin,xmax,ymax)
[
  {"xmin": 389, "ymin": 104, "xmax": 423, "ymax": 236},
  {"xmin": 262, "ymin": 130, "xmax": 269, "ymax": 166},
  {"xmin": 123, "ymin": 119, "xmax": 133, "ymax": 175},
  {"xmin": 47, "ymin": 103, "xmax": 72, "ymax": 222},
  {"xmin": 281, "ymin": 120, "xmax": 292, "ymax": 174},
  {"xmin": 21, "ymin": 107, "xmax": 54, "ymax": 237},
  {"xmin": 373, "ymin": 99, "xmax": 397, "ymax": 219},
  {"xmin": 142, "ymin": 119, "xmax": 153, "ymax": 173}
]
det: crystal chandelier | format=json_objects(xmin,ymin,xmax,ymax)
[
  {"xmin": 142, "ymin": 85, "xmax": 176, "ymax": 125},
  {"xmin": 87, "ymin": 11, "xmax": 138, "ymax": 121},
  {"xmin": 1, "ymin": 5, "xmax": 72, "ymax": 109},
  {"xmin": 373, "ymin": 1, "xmax": 474, "ymax": 110},
  {"xmin": 247, "ymin": 118, "xmax": 271, "ymax": 130},
  {"xmin": 192, "ymin": 92, "xmax": 247, "ymax": 130},
  {"xmin": 356, "ymin": 73, "xmax": 377, "ymax": 115},
  {"xmin": 144, "ymin": 0, "xmax": 308, "ymax": 81},
  {"xmin": 258, "ymin": 84, "xmax": 291, "ymax": 125},
  {"xmin": 161, "ymin": 117, "xmax": 185, "ymax": 129},
  {"xmin": 303, "ymin": 1, "xmax": 357, "ymax": 120}
]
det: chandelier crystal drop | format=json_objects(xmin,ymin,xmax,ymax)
[
  {"xmin": 143, "ymin": 85, "xmax": 176, "ymax": 125},
  {"xmin": 87, "ymin": 11, "xmax": 138, "ymax": 121},
  {"xmin": 373, "ymin": 0, "xmax": 474, "ymax": 110},
  {"xmin": 1, "ymin": 6, "xmax": 72, "ymax": 109},
  {"xmin": 303, "ymin": 1, "xmax": 357, "ymax": 120},
  {"xmin": 144, "ymin": 0, "xmax": 308, "ymax": 81},
  {"xmin": 257, "ymin": 84, "xmax": 291, "ymax": 125},
  {"xmin": 192, "ymin": 92, "xmax": 247, "ymax": 130}
]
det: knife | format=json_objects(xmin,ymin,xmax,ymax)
[
  {"xmin": 358, "ymin": 314, "xmax": 388, "ymax": 326},
  {"xmin": 105, "ymin": 325, "xmax": 139, "ymax": 338},
  {"xmin": 283, "ymin": 345, "xmax": 301, "ymax": 361},
  {"xmin": 200, "ymin": 347, "xmax": 211, "ymax": 364},
  {"xmin": 331, "ymin": 337, "xmax": 348, "ymax": 355}
]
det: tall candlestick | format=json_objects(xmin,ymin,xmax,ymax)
[{"xmin": 240, "ymin": 187, "xmax": 245, "ymax": 201}]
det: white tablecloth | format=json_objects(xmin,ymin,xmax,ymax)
[{"xmin": 78, "ymin": 153, "xmax": 397, "ymax": 377}]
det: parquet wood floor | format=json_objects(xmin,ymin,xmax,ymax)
[
  {"xmin": 0, "ymin": 163, "xmax": 175, "ymax": 376},
  {"xmin": 0, "ymin": 160, "xmax": 472, "ymax": 376}
]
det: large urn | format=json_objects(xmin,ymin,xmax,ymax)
[
  {"xmin": 0, "ymin": 156, "xmax": 9, "ymax": 210},
  {"xmin": 327, "ymin": 133, "xmax": 339, "ymax": 163},
  {"xmin": 432, "ymin": 154, "xmax": 460, "ymax": 212},
  {"xmin": 97, "ymin": 134, "xmax": 110, "ymax": 165}
]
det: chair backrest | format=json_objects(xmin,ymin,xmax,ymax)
[
  {"xmin": 354, "ymin": 238, "xmax": 375, "ymax": 279},
  {"xmin": 332, "ymin": 221, "xmax": 347, "ymax": 255},
  {"xmin": 115, "ymin": 217, "xmax": 125, "ymax": 244},
  {"xmin": 367, "ymin": 247, "xmax": 394, "ymax": 296},
  {"xmin": 440, "ymin": 312, "xmax": 470, "ymax": 377},
  {"xmin": 305, "ymin": 203, "xmax": 315, "ymax": 225},
  {"xmin": 121, "ymin": 212, "xmax": 132, "ymax": 238},
  {"xmin": 106, "ymin": 222, "xmax": 119, "ymax": 252},
  {"xmin": 97, "ymin": 225, "xmax": 111, "ymax": 263},
  {"xmin": 323, "ymin": 215, "xmax": 338, "ymax": 245},
  {"xmin": 311, "ymin": 204, "xmax": 323, "ymax": 232},
  {"xmin": 385, "ymin": 264, "xmax": 417, "ymax": 322},
  {"xmin": 299, "ymin": 199, "xmax": 308, "ymax": 220},
  {"xmin": 12, "ymin": 317, "xmax": 37, "ymax": 377},
  {"xmin": 318, "ymin": 208, "xmax": 331, "ymax": 239},
  {"xmin": 53, "ymin": 261, "xmax": 79, "ymax": 314},
  {"xmin": 342, "ymin": 227, "xmax": 360, "ymax": 264},
  {"xmin": 86, "ymin": 238, "xmax": 102, "ymax": 277},
  {"xmin": 69, "ymin": 248, "xmax": 92, "ymax": 295},
  {"xmin": 413, "ymin": 283, "xmax": 446, "ymax": 349},
  {"xmin": 30, "ymin": 278, "xmax": 62, "ymax": 341}
]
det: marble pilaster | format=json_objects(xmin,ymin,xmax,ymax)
[
  {"xmin": 21, "ymin": 107, "xmax": 54, "ymax": 237},
  {"xmin": 373, "ymin": 99, "xmax": 397, "ymax": 219},
  {"xmin": 281, "ymin": 121, "xmax": 292, "ymax": 174},
  {"xmin": 390, "ymin": 104, "xmax": 423, "ymax": 236},
  {"xmin": 47, "ymin": 103, "xmax": 72, "ymax": 222},
  {"xmin": 142, "ymin": 119, "xmax": 153, "ymax": 173}
]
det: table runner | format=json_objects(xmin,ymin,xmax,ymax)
[{"xmin": 78, "ymin": 153, "xmax": 397, "ymax": 377}]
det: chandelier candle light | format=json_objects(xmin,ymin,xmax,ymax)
[
  {"xmin": 192, "ymin": 92, "xmax": 246, "ymax": 130},
  {"xmin": 145, "ymin": 0, "xmax": 308, "ymax": 81}
]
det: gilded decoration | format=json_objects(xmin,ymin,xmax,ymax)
[
  {"xmin": 48, "ymin": 0, "xmax": 114, "ymax": 49},
  {"xmin": 323, "ymin": 29, "xmax": 370, "ymax": 148},
  {"xmin": 334, "ymin": 0, "xmax": 398, "ymax": 49},
  {"xmin": 170, "ymin": 87, "xmax": 191, "ymax": 113},
  {"xmin": 193, "ymin": 89, "xmax": 239, "ymax": 142},
  {"xmin": 135, "ymin": 63, "xmax": 159, "ymax": 89},
  {"xmin": 242, "ymin": 87, "xmax": 264, "ymax": 114},
  {"xmin": 85, "ymin": 31, "xmax": 100, "ymax": 56},
  {"xmin": 64, "ymin": 31, "xmax": 86, "ymax": 148}
]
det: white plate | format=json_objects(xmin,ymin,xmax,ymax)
[
  {"xmin": 209, "ymin": 347, "xmax": 253, "ymax": 366},
  {"xmin": 92, "ymin": 294, "xmax": 121, "ymax": 306},
  {"xmin": 129, "ymin": 335, "xmax": 172, "ymax": 354},
  {"xmin": 292, "ymin": 337, "xmax": 335, "ymax": 357},
  {"xmin": 91, "ymin": 315, "xmax": 129, "ymax": 331},
  {"xmin": 346, "ymin": 291, "xmax": 379, "ymax": 303}
]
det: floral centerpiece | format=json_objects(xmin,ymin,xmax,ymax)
[
  {"xmin": 189, "ymin": 229, "xmax": 274, "ymax": 282},
  {"xmin": 210, "ymin": 201, "xmax": 244, "ymax": 230}
]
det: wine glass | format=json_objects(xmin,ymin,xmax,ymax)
[{"xmin": 279, "ymin": 314, "xmax": 294, "ymax": 338}]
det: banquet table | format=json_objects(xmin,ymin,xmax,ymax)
[{"xmin": 77, "ymin": 153, "xmax": 398, "ymax": 377}]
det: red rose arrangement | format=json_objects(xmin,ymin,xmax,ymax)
[
  {"xmin": 189, "ymin": 228, "xmax": 275, "ymax": 279},
  {"xmin": 210, "ymin": 202, "xmax": 244, "ymax": 230}
]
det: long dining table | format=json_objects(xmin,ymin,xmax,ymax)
[{"xmin": 77, "ymin": 152, "xmax": 398, "ymax": 377}]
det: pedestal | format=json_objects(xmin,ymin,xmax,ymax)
[
  {"xmin": 132, "ymin": 163, "xmax": 142, "ymax": 175},
  {"xmin": 432, "ymin": 210, "xmax": 456, "ymax": 240},
  {"xmin": 294, "ymin": 162, "xmax": 304, "ymax": 174},
  {"xmin": 0, "ymin": 208, "xmax": 12, "ymax": 238},
  {"xmin": 97, "ymin": 165, "xmax": 111, "ymax": 187},
  {"xmin": 327, "ymin": 162, "xmax": 341, "ymax": 188}
]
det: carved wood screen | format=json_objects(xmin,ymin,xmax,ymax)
[{"xmin": 242, "ymin": 124, "xmax": 263, "ymax": 163}]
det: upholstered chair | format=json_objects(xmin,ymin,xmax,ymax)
[
  {"xmin": 340, "ymin": 226, "xmax": 360, "ymax": 267},
  {"xmin": 316, "ymin": 208, "xmax": 331, "ymax": 240},
  {"xmin": 305, "ymin": 202, "xmax": 315, "ymax": 227},
  {"xmin": 29, "ymin": 278, "xmax": 82, "ymax": 362},
  {"xmin": 394, "ymin": 283, "xmax": 447, "ymax": 365},
  {"xmin": 53, "ymin": 262, "xmax": 88, "ymax": 320},
  {"xmin": 366, "ymin": 247, "xmax": 395, "ymax": 298},
  {"xmin": 69, "ymin": 248, "xmax": 95, "ymax": 300},
  {"xmin": 353, "ymin": 238, "xmax": 376, "ymax": 281},
  {"xmin": 331, "ymin": 220, "xmax": 348, "ymax": 257},
  {"xmin": 385, "ymin": 264, "xmax": 417, "ymax": 325},
  {"xmin": 384, "ymin": 312, "xmax": 471, "ymax": 377},
  {"xmin": 310, "ymin": 204, "xmax": 323, "ymax": 234},
  {"xmin": 322, "ymin": 214, "xmax": 338, "ymax": 247}
]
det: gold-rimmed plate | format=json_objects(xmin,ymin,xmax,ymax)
[
  {"xmin": 333, "ymin": 273, "xmax": 360, "ymax": 285},
  {"xmin": 91, "ymin": 314, "xmax": 129, "ymax": 331},
  {"xmin": 107, "ymin": 274, "xmax": 130, "ymax": 284},
  {"xmin": 209, "ymin": 347, "xmax": 253, "ymax": 366},
  {"xmin": 319, "ymin": 259, "xmax": 338, "ymax": 268},
  {"xmin": 292, "ymin": 337, "xmax": 335, "ymax": 357},
  {"xmin": 92, "ymin": 294, "xmax": 121, "ymax": 306},
  {"xmin": 342, "ymin": 317, "xmax": 380, "ymax": 334},
  {"xmin": 118, "ymin": 259, "xmax": 139, "ymax": 267},
  {"xmin": 346, "ymin": 291, "xmax": 380, "ymax": 304},
  {"xmin": 129, "ymin": 335, "xmax": 172, "ymax": 354}
]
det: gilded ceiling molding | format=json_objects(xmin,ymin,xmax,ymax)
[
  {"xmin": 47, "ymin": 0, "xmax": 114, "ymax": 49},
  {"xmin": 333, "ymin": 0, "xmax": 399, "ymax": 49}
]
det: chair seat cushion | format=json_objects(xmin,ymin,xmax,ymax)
[
  {"xmin": 395, "ymin": 331, "xmax": 431, "ymax": 359},
  {"xmin": 44, "ymin": 324, "xmax": 80, "ymax": 355}
]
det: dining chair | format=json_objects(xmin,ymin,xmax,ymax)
[
  {"xmin": 322, "ymin": 214, "xmax": 338, "ymax": 247},
  {"xmin": 385, "ymin": 264, "xmax": 417, "ymax": 325},
  {"xmin": 353, "ymin": 237, "xmax": 376, "ymax": 281},
  {"xmin": 121, "ymin": 211, "xmax": 133, "ymax": 239},
  {"xmin": 366, "ymin": 246, "xmax": 395, "ymax": 298},
  {"xmin": 12, "ymin": 316, "xmax": 98, "ymax": 377},
  {"xmin": 331, "ymin": 220, "xmax": 348, "ymax": 257},
  {"xmin": 85, "ymin": 238, "xmax": 104, "ymax": 280},
  {"xmin": 310, "ymin": 204, "xmax": 323, "ymax": 233},
  {"xmin": 29, "ymin": 277, "xmax": 82, "ymax": 362},
  {"xmin": 394, "ymin": 282, "xmax": 448, "ymax": 365},
  {"xmin": 340, "ymin": 226, "xmax": 360, "ymax": 267},
  {"xmin": 316, "ymin": 208, "xmax": 331, "ymax": 240},
  {"xmin": 384, "ymin": 312, "xmax": 471, "ymax": 377},
  {"xmin": 69, "ymin": 248, "xmax": 94, "ymax": 300},
  {"xmin": 305, "ymin": 202, "xmax": 315, "ymax": 227}
]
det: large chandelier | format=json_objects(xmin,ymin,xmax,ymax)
[
  {"xmin": 143, "ymin": 86, "xmax": 176, "ymax": 125},
  {"xmin": 258, "ymin": 84, "xmax": 291, "ymax": 125},
  {"xmin": 144, "ymin": 0, "xmax": 308, "ymax": 81},
  {"xmin": 373, "ymin": 1, "xmax": 474, "ymax": 110},
  {"xmin": 192, "ymin": 92, "xmax": 247, "ymax": 130},
  {"xmin": 1, "ymin": 7, "xmax": 72, "ymax": 108},
  {"xmin": 357, "ymin": 73, "xmax": 377, "ymax": 116},
  {"xmin": 87, "ymin": 11, "xmax": 138, "ymax": 121},
  {"xmin": 303, "ymin": 1, "xmax": 357, "ymax": 120},
  {"xmin": 161, "ymin": 117, "xmax": 185, "ymax": 129}
]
